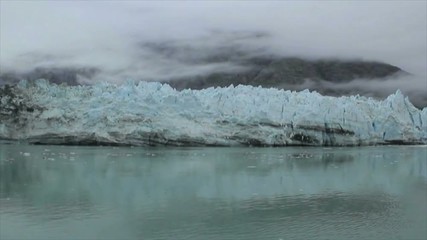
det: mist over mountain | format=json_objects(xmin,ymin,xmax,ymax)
[
  {"xmin": 0, "ymin": 1, "xmax": 427, "ymax": 107},
  {"xmin": 1, "ymin": 2, "xmax": 426, "ymax": 108},
  {"xmin": 1, "ymin": 41, "xmax": 425, "ymax": 108}
]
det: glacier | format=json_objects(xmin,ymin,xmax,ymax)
[{"xmin": 1, "ymin": 79, "xmax": 426, "ymax": 146}]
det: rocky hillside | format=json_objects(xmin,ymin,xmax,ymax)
[
  {"xmin": 1, "ymin": 56, "xmax": 425, "ymax": 108},
  {"xmin": 0, "ymin": 67, "xmax": 97, "ymax": 86},
  {"xmin": 0, "ymin": 57, "xmax": 403, "ymax": 88},
  {"xmin": 163, "ymin": 57, "xmax": 403, "ymax": 90}
]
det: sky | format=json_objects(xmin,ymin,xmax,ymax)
[{"xmin": 1, "ymin": 1, "xmax": 426, "ymax": 82}]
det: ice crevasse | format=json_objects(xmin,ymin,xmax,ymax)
[{"xmin": 0, "ymin": 79, "xmax": 426, "ymax": 146}]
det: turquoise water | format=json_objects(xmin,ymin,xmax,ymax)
[{"xmin": 0, "ymin": 144, "xmax": 426, "ymax": 240}]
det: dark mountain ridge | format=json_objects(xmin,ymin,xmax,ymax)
[
  {"xmin": 1, "ymin": 56, "xmax": 424, "ymax": 108},
  {"xmin": 164, "ymin": 56, "xmax": 404, "ymax": 90}
]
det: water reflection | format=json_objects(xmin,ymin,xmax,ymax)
[{"xmin": 0, "ymin": 145, "xmax": 426, "ymax": 240}]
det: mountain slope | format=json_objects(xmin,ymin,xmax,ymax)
[{"xmin": 164, "ymin": 57, "xmax": 403, "ymax": 89}]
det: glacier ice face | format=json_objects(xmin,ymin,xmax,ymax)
[{"xmin": 0, "ymin": 79, "xmax": 426, "ymax": 146}]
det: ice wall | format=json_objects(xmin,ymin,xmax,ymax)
[{"xmin": 1, "ymin": 79, "xmax": 426, "ymax": 146}]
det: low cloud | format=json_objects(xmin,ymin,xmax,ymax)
[
  {"xmin": 281, "ymin": 75, "xmax": 427, "ymax": 108},
  {"xmin": 1, "ymin": 1, "xmax": 426, "ymax": 105}
]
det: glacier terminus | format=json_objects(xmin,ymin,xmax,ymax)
[{"xmin": 1, "ymin": 79, "xmax": 426, "ymax": 146}]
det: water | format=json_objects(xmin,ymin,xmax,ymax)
[{"xmin": 0, "ymin": 144, "xmax": 426, "ymax": 240}]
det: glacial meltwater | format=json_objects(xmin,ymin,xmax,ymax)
[{"xmin": 0, "ymin": 144, "xmax": 426, "ymax": 240}]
